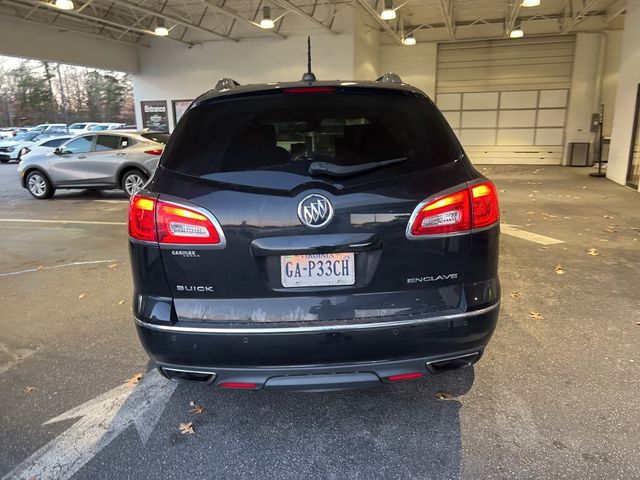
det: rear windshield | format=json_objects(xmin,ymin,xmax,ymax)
[{"xmin": 162, "ymin": 89, "xmax": 462, "ymax": 180}]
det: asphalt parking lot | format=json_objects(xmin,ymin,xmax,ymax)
[{"xmin": 0, "ymin": 163, "xmax": 639, "ymax": 479}]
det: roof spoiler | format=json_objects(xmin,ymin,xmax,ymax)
[
  {"xmin": 376, "ymin": 73, "xmax": 403, "ymax": 84},
  {"xmin": 214, "ymin": 78, "xmax": 241, "ymax": 92}
]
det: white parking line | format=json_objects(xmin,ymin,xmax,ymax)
[
  {"xmin": 0, "ymin": 218, "xmax": 126, "ymax": 226},
  {"xmin": 501, "ymin": 223, "xmax": 564, "ymax": 245},
  {"xmin": 0, "ymin": 260, "xmax": 119, "ymax": 277}
]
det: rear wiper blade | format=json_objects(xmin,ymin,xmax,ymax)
[{"xmin": 308, "ymin": 157, "xmax": 407, "ymax": 178}]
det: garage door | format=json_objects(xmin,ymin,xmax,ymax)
[{"xmin": 435, "ymin": 36, "xmax": 575, "ymax": 165}]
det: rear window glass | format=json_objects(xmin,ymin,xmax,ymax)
[{"xmin": 162, "ymin": 90, "xmax": 462, "ymax": 179}]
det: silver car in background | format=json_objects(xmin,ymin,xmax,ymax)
[{"xmin": 17, "ymin": 131, "xmax": 165, "ymax": 199}]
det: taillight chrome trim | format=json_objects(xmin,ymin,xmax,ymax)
[
  {"xmin": 156, "ymin": 198, "xmax": 227, "ymax": 249},
  {"xmin": 405, "ymin": 182, "xmax": 471, "ymax": 240}
]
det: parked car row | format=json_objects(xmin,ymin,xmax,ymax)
[{"xmin": 0, "ymin": 122, "xmax": 129, "ymax": 140}]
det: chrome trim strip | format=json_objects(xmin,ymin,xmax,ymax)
[{"xmin": 134, "ymin": 302, "xmax": 500, "ymax": 335}]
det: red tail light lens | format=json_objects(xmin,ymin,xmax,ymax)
[
  {"xmin": 128, "ymin": 194, "xmax": 224, "ymax": 246},
  {"xmin": 218, "ymin": 382, "xmax": 257, "ymax": 389},
  {"xmin": 128, "ymin": 194, "xmax": 157, "ymax": 242},
  {"xmin": 387, "ymin": 372, "xmax": 425, "ymax": 382},
  {"xmin": 283, "ymin": 87, "xmax": 337, "ymax": 94},
  {"xmin": 156, "ymin": 202, "xmax": 221, "ymax": 245},
  {"xmin": 471, "ymin": 182, "xmax": 500, "ymax": 228},
  {"xmin": 408, "ymin": 181, "xmax": 499, "ymax": 237},
  {"xmin": 144, "ymin": 149, "xmax": 163, "ymax": 155},
  {"xmin": 409, "ymin": 189, "xmax": 471, "ymax": 236}
]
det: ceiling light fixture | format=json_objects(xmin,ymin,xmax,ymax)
[
  {"xmin": 521, "ymin": 0, "xmax": 540, "ymax": 7},
  {"xmin": 380, "ymin": 0, "xmax": 396, "ymax": 20},
  {"xmin": 260, "ymin": 6, "xmax": 275, "ymax": 29},
  {"xmin": 402, "ymin": 34, "xmax": 416, "ymax": 46},
  {"xmin": 154, "ymin": 18, "xmax": 169, "ymax": 36},
  {"xmin": 54, "ymin": 0, "xmax": 75, "ymax": 10},
  {"xmin": 509, "ymin": 27, "xmax": 524, "ymax": 38}
]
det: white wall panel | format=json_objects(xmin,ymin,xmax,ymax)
[
  {"xmin": 462, "ymin": 110, "xmax": 497, "ymax": 128},
  {"xmin": 460, "ymin": 129, "xmax": 496, "ymax": 145},
  {"xmin": 498, "ymin": 110, "xmax": 537, "ymax": 128},
  {"xmin": 462, "ymin": 92, "xmax": 499, "ymax": 110},
  {"xmin": 497, "ymin": 129, "xmax": 535, "ymax": 145},
  {"xmin": 537, "ymin": 109, "xmax": 566, "ymax": 127},
  {"xmin": 535, "ymin": 128, "xmax": 565, "ymax": 145},
  {"xmin": 500, "ymin": 91, "xmax": 538, "ymax": 109},
  {"xmin": 437, "ymin": 93, "xmax": 462, "ymax": 110},
  {"xmin": 539, "ymin": 89, "xmax": 568, "ymax": 108}
]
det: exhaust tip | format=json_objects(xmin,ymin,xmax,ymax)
[
  {"xmin": 158, "ymin": 367, "xmax": 217, "ymax": 384},
  {"xmin": 426, "ymin": 352, "xmax": 481, "ymax": 374}
]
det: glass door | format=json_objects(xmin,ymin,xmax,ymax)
[{"xmin": 626, "ymin": 85, "xmax": 640, "ymax": 189}]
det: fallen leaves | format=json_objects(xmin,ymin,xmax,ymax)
[
  {"xmin": 435, "ymin": 391, "xmax": 456, "ymax": 401},
  {"xmin": 117, "ymin": 300, "xmax": 126, "ymax": 305},
  {"xmin": 528, "ymin": 311, "xmax": 545, "ymax": 321},
  {"xmin": 24, "ymin": 386, "xmax": 35, "ymax": 394},
  {"xmin": 554, "ymin": 264, "xmax": 565, "ymax": 275},
  {"xmin": 77, "ymin": 293, "xmax": 86, "ymax": 300},
  {"xmin": 124, "ymin": 373, "xmax": 143, "ymax": 386},
  {"xmin": 107, "ymin": 263, "xmax": 119, "ymax": 269},
  {"xmin": 604, "ymin": 226, "xmax": 616, "ymax": 234},
  {"xmin": 179, "ymin": 422, "xmax": 195, "ymax": 434},
  {"xmin": 510, "ymin": 291, "xmax": 521, "ymax": 298},
  {"xmin": 587, "ymin": 248, "xmax": 599, "ymax": 256},
  {"xmin": 189, "ymin": 404, "xmax": 205, "ymax": 414}
]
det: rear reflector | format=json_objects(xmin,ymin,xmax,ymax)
[
  {"xmin": 144, "ymin": 149, "xmax": 163, "ymax": 155},
  {"xmin": 283, "ymin": 87, "xmax": 336, "ymax": 94},
  {"xmin": 128, "ymin": 194, "xmax": 224, "ymax": 246},
  {"xmin": 407, "ymin": 181, "xmax": 499, "ymax": 237},
  {"xmin": 387, "ymin": 372, "xmax": 425, "ymax": 382},
  {"xmin": 218, "ymin": 382, "xmax": 258, "ymax": 389}
]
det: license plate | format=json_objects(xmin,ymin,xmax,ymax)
[{"xmin": 281, "ymin": 253, "xmax": 355, "ymax": 288}]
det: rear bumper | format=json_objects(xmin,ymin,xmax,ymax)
[{"xmin": 134, "ymin": 302, "xmax": 499, "ymax": 390}]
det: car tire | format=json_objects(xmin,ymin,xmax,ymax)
[
  {"xmin": 121, "ymin": 169, "xmax": 148, "ymax": 197},
  {"xmin": 26, "ymin": 171, "xmax": 55, "ymax": 199}
]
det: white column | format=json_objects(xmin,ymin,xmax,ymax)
[
  {"xmin": 606, "ymin": 1, "xmax": 640, "ymax": 188},
  {"xmin": 564, "ymin": 33, "xmax": 604, "ymax": 166}
]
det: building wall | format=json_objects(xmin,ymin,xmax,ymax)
[
  {"xmin": 0, "ymin": 16, "xmax": 138, "ymax": 73},
  {"xmin": 607, "ymin": 0, "xmax": 640, "ymax": 190},
  {"xmin": 379, "ymin": 44, "xmax": 437, "ymax": 98},
  {"xmin": 133, "ymin": 14, "xmax": 356, "ymax": 131},
  {"xmin": 353, "ymin": 9, "xmax": 380, "ymax": 81}
]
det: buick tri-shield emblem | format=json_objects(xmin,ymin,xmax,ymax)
[{"xmin": 297, "ymin": 194, "xmax": 334, "ymax": 229}]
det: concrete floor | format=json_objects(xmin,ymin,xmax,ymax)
[{"xmin": 0, "ymin": 163, "xmax": 638, "ymax": 479}]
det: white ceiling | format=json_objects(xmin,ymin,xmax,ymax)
[{"xmin": 0, "ymin": 0, "xmax": 627, "ymax": 48}]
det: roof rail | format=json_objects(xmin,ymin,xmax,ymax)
[
  {"xmin": 376, "ymin": 73, "xmax": 403, "ymax": 84},
  {"xmin": 214, "ymin": 78, "xmax": 241, "ymax": 92}
]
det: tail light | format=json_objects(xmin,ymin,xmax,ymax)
[
  {"xmin": 387, "ymin": 372, "xmax": 425, "ymax": 382},
  {"xmin": 407, "ymin": 181, "xmax": 499, "ymax": 238},
  {"xmin": 128, "ymin": 194, "xmax": 225, "ymax": 246},
  {"xmin": 144, "ymin": 149, "xmax": 163, "ymax": 155},
  {"xmin": 283, "ymin": 87, "xmax": 337, "ymax": 94},
  {"xmin": 218, "ymin": 382, "xmax": 257, "ymax": 389}
]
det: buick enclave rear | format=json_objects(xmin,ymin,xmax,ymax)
[{"xmin": 128, "ymin": 78, "xmax": 500, "ymax": 391}]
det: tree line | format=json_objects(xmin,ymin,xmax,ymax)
[{"xmin": 0, "ymin": 57, "xmax": 134, "ymax": 127}]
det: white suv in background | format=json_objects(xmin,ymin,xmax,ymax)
[{"xmin": 68, "ymin": 123, "xmax": 99, "ymax": 135}]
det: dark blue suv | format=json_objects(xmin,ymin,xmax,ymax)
[{"xmin": 128, "ymin": 76, "xmax": 500, "ymax": 391}]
